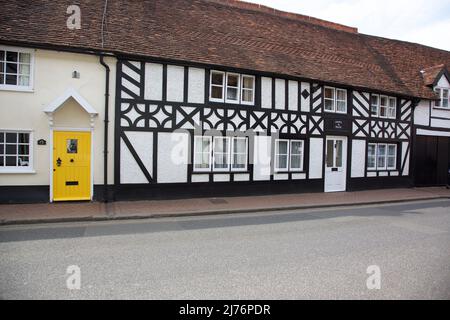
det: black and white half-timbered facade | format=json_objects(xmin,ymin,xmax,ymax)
[
  {"xmin": 114, "ymin": 58, "xmax": 414, "ymax": 199},
  {"xmin": 1, "ymin": 0, "xmax": 449, "ymax": 203},
  {"xmin": 413, "ymin": 67, "xmax": 450, "ymax": 186}
]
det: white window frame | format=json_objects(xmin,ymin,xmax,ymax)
[
  {"xmin": 209, "ymin": 70, "xmax": 225, "ymax": 102},
  {"xmin": 376, "ymin": 143, "xmax": 387, "ymax": 170},
  {"xmin": 370, "ymin": 95, "xmax": 379, "ymax": 117},
  {"xmin": 367, "ymin": 143, "xmax": 377, "ymax": 170},
  {"xmin": 212, "ymin": 136, "xmax": 231, "ymax": 172},
  {"xmin": 0, "ymin": 46, "xmax": 35, "ymax": 92},
  {"xmin": 336, "ymin": 88, "xmax": 347, "ymax": 113},
  {"xmin": 434, "ymin": 87, "xmax": 450, "ymax": 109},
  {"xmin": 367, "ymin": 142, "xmax": 397, "ymax": 171},
  {"xmin": 324, "ymin": 86, "xmax": 347, "ymax": 114},
  {"xmin": 324, "ymin": 86, "xmax": 335, "ymax": 112},
  {"xmin": 193, "ymin": 136, "xmax": 212, "ymax": 172},
  {"xmin": 387, "ymin": 144, "xmax": 397, "ymax": 170},
  {"xmin": 388, "ymin": 97, "xmax": 397, "ymax": 119},
  {"xmin": 289, "ymin": 140, "xmax": 304, "ymax": 172},
  {"xmin": 274, "ymin": 139, "xmax": 304, "ymax": 172},
  {"xmin": 225, "ymin": 73, "xmax": 240, "ymax": 104},
  {"xmin": 0, "ymin": 129, "xmax": 34, "ymax": 173},
  {"xmin": 231, "ymin": 137, "xmax": 248, "ymax": 171},
  {"xmin": 275, "ymin": 139, "xmax": 289, "ymax": 172},
  {"xmin": 379, "ymin": 95, "xmax": 388, "ymax": 119},
  {"xmin": 194, "ymin": 136, "xmax": 249, "ymax": 173},
  {"xmin": 371, "ymin": 94, "xmax": 396, "ymax": 119},
  {"xmin": 240, "ymin": 75, "xmax": 255, "ymax": 105},
  {"xmin": 209, "ymin": 70, "xmax": 255, "ymax": 105}
]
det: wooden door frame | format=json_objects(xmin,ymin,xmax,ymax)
[{"xmin": 49, "ymin": 127, "xmax": 94, "ymax": 202}]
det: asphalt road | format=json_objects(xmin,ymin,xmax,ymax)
[{"xmin": 1, "ymin": 199, "xmax": 449, "ymax": 299}]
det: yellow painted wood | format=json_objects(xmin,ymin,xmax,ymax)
[{"xmin": 53, "ymin": 131, "xmax": 91, "ymax": 201}]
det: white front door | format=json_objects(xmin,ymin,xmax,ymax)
[{"xmin": 325, "ymin": 136, "xmax": 347, "ymax": 192}]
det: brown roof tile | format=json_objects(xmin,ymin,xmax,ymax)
[
  {"xmin": 421, "ymin": 64, "xmax": 447, "ymax": 86},
  {"xmin": 1, "ymin": 0, "xmax": 449, "ymax": 99}
]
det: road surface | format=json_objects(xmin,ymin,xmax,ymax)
[{"xmin": 1, "ymin": 199, "xmax": 449, "ymax": 299}]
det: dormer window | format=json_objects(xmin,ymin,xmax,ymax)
[
  {"xmin": 0, "ymin": 46, "xmax": 34, "ymax": 91},
  {"xmin": 434, "ymin": 88, "xmax": 449, "ymax": 108}
]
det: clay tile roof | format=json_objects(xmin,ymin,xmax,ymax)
[
  {"xmin": 1, "ymin": 0, "xmax": 450, "ymax": 99},
  {"xmin": 421, "ymin": 64, "xmax": 447, "ymax": 86}
]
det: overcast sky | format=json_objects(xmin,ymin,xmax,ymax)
[{"xmin": 245, "ymin": 0, "xmax": 450, "ymax": 51}]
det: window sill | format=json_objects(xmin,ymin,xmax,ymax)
[
  {"xmin": 208, "ymin": 100, "xmax": 255, "ymax": 107},
  {"xmin": 209, "ymin": 98, "xmax": 225, "ymax": 103},
  {"xmin": 274, "ymin": 170, "xmax": 305, "ymax": 174},
  {"xmin": 324, "ymin": 110, "xmax": 348, "ymax": 115},
  {"xmin": 192, "ymin": 171, "xmax": 250, "ymax": 174},
  {"xmin": 0, "ymin": 86, "xmax": 34, "ymax": 93},
  {"xmin": 433, "ymin": 107, "xmax": 450, "ymax": 111},
  {"xmin": 0, "ymin": 168, "xmax": 36, "ymax": 174},
  {"xmin": 370, "ymin": 116, "xmax": 397, "ymax": 120}
]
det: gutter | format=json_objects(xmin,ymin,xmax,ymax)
[{"xmin": 99, "ymin": 55, "xmax": 110, "ymax": 203}]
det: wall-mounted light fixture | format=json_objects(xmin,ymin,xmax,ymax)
[{"xmin": 72, "ymin": 71, "xmax": 80, "ymax": 79}]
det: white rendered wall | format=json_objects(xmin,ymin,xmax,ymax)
[
  {"xmin": 275, "ymin": 78, "xmax": 285, "ymax": 110},
  {"xmin": 120, "ymin": 131, "xmax": 153, "ymax": 184},
  {"xmin": 309, "ymin": 138, "xmax": 323, "ymax": 179},
  {"xmin": 288, "ymin": 80, "xmax": 298, "ymax": 111},
  {"xmin": 144, "ymin": 63, "xmax": 163, "ymax": 101},
  {"xmin": 0, "ymin": 48, "xmax": 116, "ymax": 186},
  {"xmin": 253, "ymin": 135, "xmax": 272, "ymax": 181},
  {"xmin": 166, "ymin": 65, "xmax": 184, "ymax": 102},
  {"xmin": 437, "ymin": 74, "xmax": 450, "ymax": 87},
  {"xmin": 351, "ymin": 139, "xmax": 366, "ymax": 178},
  {"xmin": 401, "ymin": 141, "xmax": 410, "ymax": 176},
  {"xmin": 187, "ymin": 67, "xmax": 205, "ymax": 104},
  {"xmin": 157, "ymin": 132, "xmax": 188, "ymax": 183},
  {"xmin": 300, "ymin": 82, "xmax": 310, "ymax": 112},
  {"xmin": 414, "ymin": 100, "xmax": 430, "ymax": 126},
  {"xmin": 261, "ymin": 77, "xmax": 272, "ymax": 109}
]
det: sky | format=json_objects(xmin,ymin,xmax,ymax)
[{"xmin": 245, "ymin": 0, "xmax": 450, "ymax": 51}]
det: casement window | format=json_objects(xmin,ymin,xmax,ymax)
[
  {"xmin": 367, "ymin": 144, "xmax": 377, "ymax": 170},
  {"xmin": 379, "ymin": 96, "xmax": 388, "ymax": 118},
  {"xmin": 0, "ymin": 130, "xmax": 33, "ymax": 173},
  {"xmin": 241, "ymin": 75, "xmax": 255, "ymax": 105},
  {"xmin": 210, "ymin": 71, "xmax": 225, "ymax": 102},
  {"xmin": 194, "ymin": 136, "xmax": 248, "ymax": 172},
  {"xmin": 231, "ymin": 137, "xmax": 248, "ymax": 170},
  {"xmin": 225, "ymin": 73, "xmax": 240, "ymax": 103},
  {"xmin": 0, "ymin": 47, "xmax": 34, "ymax": 91},
  {"xmin": 388, "ymin": 97, "xmax": 397, "ymax": 118},
  {"xmin": 434, "ymin": 88, "xmax": 449, "ymax": 108},
  {"xmin": 213, "ymin": 136, "xmax": 230, "ymax": 171},
  {"xmin": 370, "ymin": 95, "xmax": 379, "ymax": 117},
  {"xmin": 367, "ymin": 143, "xmax": 397, "ymax": 171},
  {"xmin": 274, "ymin": 139, "xmax": 304, "ymax": 172},
  {"xmin": 324, "ymin": 87, "xmax": 347, "ymax": 113},
  {"xmin": 387, "ymin": 144, "xmax": 397, "ymax": 169},
  {"xmin": 371, "ymin": 94, "xmax": 396, "ymax": 119},
  {"xmin": 193, "ymin": 136, "xmax": 212, "ymax": 171},
  {"xmin": 209, "ymin": 71, "xmax": 255, "ymax": 105}
]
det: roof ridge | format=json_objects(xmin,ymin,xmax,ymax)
[
  {"xmin": 360, "ymin": 33, "xmax": 450, "ymax": 54},
  {"xmin": 205, "ymin": 0, "xmax": 358, "ymax": 34}
]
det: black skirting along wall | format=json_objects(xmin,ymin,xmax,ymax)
[
  {"xmin": 113, "ymin": 179, "xmax": 325, "ymax": 201},
  {"xmin": 0, "ymin": 185, "xmax": 49, "ymax": 204},
  {"xmin": 0, "ymin": 185, "xmax": 115, "ymax": 204}
]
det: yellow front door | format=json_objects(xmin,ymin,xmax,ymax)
[{"xmin": 53, "ymin": 131, "xmax": 91, "ymax": 201}]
